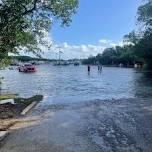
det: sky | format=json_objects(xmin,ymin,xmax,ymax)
[{"xmin": 41, "ymin": 0, "xmax": 142, "ymax": 59}]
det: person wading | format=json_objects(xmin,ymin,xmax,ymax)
[
  {"xmin": 98, "ymin": 64, "xmax": 102, "ymax": 73},
  {"xmin": 87, "ymin": 65, "xmax": 91, "ymax": 73}
]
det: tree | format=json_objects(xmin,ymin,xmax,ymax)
[
  {"xmin": 0, "ymin": 0, "xmax": 78, "ymax": 59},
  {"xmin": 137, "ymin": 0, "xmax": 152, "ymax": 28},
  {"xmin": 123, "ymin": 31, "xmax": 140, "ymax": 46},
  {"xmin": 82, "ymin": 56, "xmax": 96, "ymax": 65},
  {"xmin": 135, "ymin": 31, "xmax": 152, "ymax": 68},
  {"xmin": 82, "ymin": 44, "xmax": 142, "ymax": 67},
  {"xmin": 136, "ymin": 0, "xmax": 152, "ymax": 68}
]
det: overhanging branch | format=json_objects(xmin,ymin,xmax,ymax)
[{"xmin": 22, "ymin": 0, "xmax": 38, "ymax": 15}]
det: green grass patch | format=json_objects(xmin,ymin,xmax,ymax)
[{"xmin": 14, "ymin": 95, "xmax": 43, "ymax": 106}]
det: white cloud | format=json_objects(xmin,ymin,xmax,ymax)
[
  {"xmin": 63, "ymin": 42, "xmax": 69, "ymax": 48},
  {"xmin": 109, "ymin": 43, "xmax": 117, "ymax": 47},
  {"xmin": 123, "ymin": 41, "xmax": 135, "ymax": 46},
  {"xmin": 98, "ymin": 38, "xmax": 123, "ymax": 48},
  {"xmin": 19, "ymin": 36, "xmax": 125, "ymax": 59},
  {"xmin": 41, "ymin": 37, "xmax": 126, "ymax": 59},
  {"xmin": 99, "ymin": 39, "xmax": 111, "ymax": 44},
  {"xmin": 42, "ymin": 43, "xmax": 106, "ymax": 59}
]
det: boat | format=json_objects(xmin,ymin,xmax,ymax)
[
  {"xmin": 61, "ymin": 61, "xmax": 70, "ymax": 66},
  {"xmin": 74, "ymin": 62, "xmax": 80, "ymax": 66},
  {"xmin": 18, "ymin": 64, "xmax": 36, "ymax": 73},
  {"xmin": 53, "ymin": 61, "xmax": 70, "ymax": 66},
  {"xmin": 9, "ymin": 67, "xmax": 15, "ymax": 70}
]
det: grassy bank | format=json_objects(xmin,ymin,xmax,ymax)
[
  {"xmin": 0, "ymin": 94, "xmax": 17, "ymax": 101},
  {"xmin": 0, "ymin": 95, "xmax": 43, "ymax": 119}
]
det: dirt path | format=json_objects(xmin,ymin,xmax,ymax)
[{"xmin": 0, "ymin": 98, "xmax": 152, "ymax": 152}]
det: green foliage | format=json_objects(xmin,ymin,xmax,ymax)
[
  {"xmin": 135, "ymin": 0, "xmax": 152, "ymax": 68},
  {"xmin": 10, "ymin": 55, "xmax": 54, "ymax": 62},
  {"xmin": 134, "ymin": 31, "xmax": 152, "ymax": 68},
  {"xmin": 82, "ymin": 45, "xmax": 141, "ymax": 67},
  {"xmin": 14, "ymin": 95, "xmax": 43, "ymax": 105},
  {"xmin": 137, "ymin": 0, "xmax": 152, "ymax": 27},
  {"xmin": 0, "ymin": 58, "xmax": 11, "ymax": 68},
  {"xmin": 82, "ymin": 56, "xmax": 97, "ymax": 65},
  {"xmin": 0, "ymin": 0, "xmax": 78, "ymax": 63},
  {"xmin": 123, "ymin": 31, "xmax": 140, "ymax": 45}
]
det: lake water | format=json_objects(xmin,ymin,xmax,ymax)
[{"xmin": 1, "ymin": 65, "xmax": 152, "ymax": 104}]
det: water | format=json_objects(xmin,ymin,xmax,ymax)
[
  {"xmin": 1, "ymin": 66, "xmax": 152, "ymax": 152},
  {"xmin": 1, "ymin": 65, "xmax": 152, "ymax": 104}
]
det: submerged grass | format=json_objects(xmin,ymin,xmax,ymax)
[{"xmin": 14, "ymin": 95, "xmax": 43, "ymax": 105}]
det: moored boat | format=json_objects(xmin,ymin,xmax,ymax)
[
  {"xmin": 18, "ymin": 64, "xmax": 36, "ymax": 73},
  {"xmin": 74, "ymin": 62, "xmax": 80, "ymax": 66}
]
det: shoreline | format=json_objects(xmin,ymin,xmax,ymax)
[
  {"xmin": 0, "ymin": 95, "xmax": 43, "ymax": 142},
  {"xmin": 0, "ymin": 95, "xmax": 43, "ymax": 119}
]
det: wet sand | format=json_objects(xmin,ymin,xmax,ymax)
[{"xmin": 0, "ymin": 98, "xmax": 152, "ymax": 152}]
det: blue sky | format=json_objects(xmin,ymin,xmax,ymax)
[
  {"xmin": 52, "ymin": 0, "xmax": 141, "ymax": 45},
  {"xmin": 43, "ymin": 0, "xmax": 142, "ymax": 59}
]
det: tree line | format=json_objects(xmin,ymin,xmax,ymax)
[
  {"xmin": 10, "ymin": 56, "xmax": 54, "ymax": 62},
  {"xmin": 82, "ymin": 45, "xmax": 143, "ymax": 67},
  {"xmin": 83, "ymin": 0, "xmax": 152, "ymax": 69}
]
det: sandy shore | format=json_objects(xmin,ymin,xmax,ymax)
[{"xmin": 0, "ymin": 98, "xmax": 152, "ymax": 152}]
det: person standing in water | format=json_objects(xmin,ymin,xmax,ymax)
[
  {"xmin": 98, "ymin": 64, "xmax": 102, "ymax": 72},
  {"xmin": 87, "ymin": 65, "xmax": 91, "ymax": 73},
  {"xmin": 98, "ymin": 65, "xmax": 100, "ymax": 71},
  {"xmin": 100, "ymin": 64, "xmax": 103, "ymax": 71}
]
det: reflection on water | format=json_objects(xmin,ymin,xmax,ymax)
[{"xmin": 0, "ymin": 65, "xmax": 152, "ymax": 104}]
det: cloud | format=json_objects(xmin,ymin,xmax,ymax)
[
  {"xmin": 19, "ymin": 35, "xmax": 124, "ymax": 59},
  {"xmin": 41, "ymin": 37, "xmax": 126, "ymax": 59},
  {"xmin": 99, "ymin": 39, "xmax": 111, "ymax": 44},
  {"xmin": 43, "ymin": 43, "xmax": 106, "ymax": 59},
  {"xmin": 98, "ymin": 38, "xmax": 123, "ymax": 48},
  {"xmin": 109, "ymin": 43, "xmax": 117, "ymax": 47}
]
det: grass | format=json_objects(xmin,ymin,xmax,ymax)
[
  {"xmin": 0, "ymin": 94, "xmax": 43, "ymax": 106},
  {"xmin": 14, "ymin": 95, "xmax": 43, "ymax": 106},
  {"xmin": 0, "ymin": 94, "xmax": 18, "ymax": 100}
]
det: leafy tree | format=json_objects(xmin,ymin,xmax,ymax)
[
  {"xmin": 135, "ymin": 31, "xmax": 152, "ymax": 68},
  {"xmin": 0, "ymin": 0, "xmax": 78, "ymax": 60},
  {"xmin": 136, "ymin": 0, "xmax": 152, "ymax": 68},
  {"xmin": 123, "ymin": 31, "xmax": 140, "ymax": 46},
  {"xmin": 137, "ymin": 0, "xmax": 152, "ymax": 28},
  {"xmin": 82, "ymin": 56, "xmax": 97, "ymax": 65},
  {"xmin": 82, "ymin": 43, "xmax": 142, "ymax": 67},
  {"xmin": 100, "ymin": 48, "xmax": 117, "ymax": 65}
]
